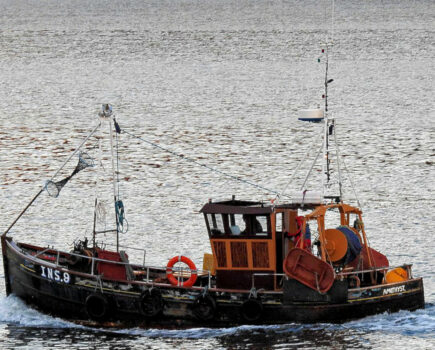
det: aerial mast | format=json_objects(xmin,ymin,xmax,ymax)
[{"xmin": 321, "ymin": 45, "xmax": 343, "ymax": 202}]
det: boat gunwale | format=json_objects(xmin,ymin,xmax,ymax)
[{"xmin": 4, "ymin": 238, "xmax": 423, "ymax": 298}]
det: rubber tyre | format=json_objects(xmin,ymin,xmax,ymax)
[
  {"xmin": 139, "ymin": 289, "xmax": 163, "ymax": 317},
  {"xmin": 85, "ymin": 294, "xmax": 108, "ymax": 320},
  {"xmin": 192, "ymin": 294, "xmax": 216, "ymax": 321},
  {"xmin": 240, "ymin": 298, "xmax": 263, "ymax": 322}
]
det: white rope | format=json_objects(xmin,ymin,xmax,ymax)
[
  {"xmin": 339, "ymin": 146, "xmax": 362, "ymax": 209},
  {"xmin": 50, "ymin": 122, "xmax": 101, "ymax": 181},
  {"xmin": 331, "ymin": 0, "xmax": 335, "ymax": 45},
  {"xmin": 276, "ymin": 131, "xmax": 323, "ymax": 204},
  {"xmin": 301, "ymin": 143, "xmax": 324, "ymax": 191},
  {"xmin": 122, "ymin": 129, "xmax": 284, "ymax": 198}
]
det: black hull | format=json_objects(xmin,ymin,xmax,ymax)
[{"xmin": 2, "ymin": 238, "xmax": 425, "ymax": 327}]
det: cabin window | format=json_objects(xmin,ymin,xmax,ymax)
[
  {"xmin": 237, "ymin": 214, "xmax": 270, "ymax": 237},
  {"xmin": 228, "ymin": 214, "xmax": 245, "ymax": 235},
  {"xmin": 208, "ymin": 214, "xmax": 225, "ymax": 235},
  {"xmin": 275, "ymin": 213, "xmax": 283, "ymax": 233},
  {"xmin": 207, "ymin": 213, "xmax": 271, "ymax": 238}
]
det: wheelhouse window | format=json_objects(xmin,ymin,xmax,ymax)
[
  {"xmin": 207, "ymin": 214, "xmax": 225, "ymax": 235},
  {"xmin": 206, "ymin": 213, "xmax": 271, "ymax": 238},
  {"xmin": 241, "ymin": 214, "xmax": 269, "ymax": 237},
  {"xmin": 275, "ymin": 212, "xmax": 283, "ymax": 234}
]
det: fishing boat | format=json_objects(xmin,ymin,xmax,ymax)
[{"xmin": 1, "ymin": 49, "xmax": 425, "ymax": 327}]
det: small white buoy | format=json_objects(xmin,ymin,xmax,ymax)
[{"xmin": 298, "ymin": 109, "xmax": 324, "ymax": 123}]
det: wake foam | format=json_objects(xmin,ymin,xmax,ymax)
[
  {"xmin": 0, "ymin": 295, "xmax": 80, "ymax": 329},
  {"xmin": 0, "ymin": 294, "xmax": 433, "ymax": 339},
  {"xmin": 340, "ymin": 304, "xmax": 435, "ymax": 337}
]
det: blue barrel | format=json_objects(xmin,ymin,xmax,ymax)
[{"xmin": 337, "ymin": 226, "xmax": 362, "ymax": 265}]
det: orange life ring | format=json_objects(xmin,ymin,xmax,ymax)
[{"xmin": 166, "ymin": 256, "xmax": 198, "ymax": 287}]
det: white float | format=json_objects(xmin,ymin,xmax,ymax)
[{"xmin": 298, "ymin": 109, "xmax": 324, "ymax": 123}]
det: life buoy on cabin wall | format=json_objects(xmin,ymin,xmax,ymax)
[
  {"xmin": 139, "ymin": 288, "xmax": 163, "ymax": 317},
  {"xmin": 166, "ymin": 255, "xmax": 198, "ymax": 287},
  {"xmin": 85, "ymin": 293, "xmax": 108, "ymax": 320},
  {"xmin": 240, "ymin": 298, "xmax": 263, "ymax": 322}
]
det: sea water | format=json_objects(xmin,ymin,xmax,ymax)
[{"xmin": 0, "ymin": 0, "xmax": 434, "ymax": 348}]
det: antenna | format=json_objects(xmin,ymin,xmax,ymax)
[
  {"xmin": 321, "ymin": 45, "xmax": 334, "ymax": 114},
  {"xmin": 319, "ymin": 45, "xmax": 343, "ymax": 203}
]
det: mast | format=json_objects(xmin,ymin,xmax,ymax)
[
  {"xmin": 320, "ymin": 45, "xmax": 343, "ymax": 202},
  {"xmin": 95, "ymin": 104, "xmax": 120, "ymax": 252},
  {"xmin": 108, "ymin": 108, "xmax": 120, "ymax": 252}
]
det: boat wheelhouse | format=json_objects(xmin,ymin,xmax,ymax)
[{"xmin": 202, "ymin": 198, "xmax": 312, "ymax": 291}]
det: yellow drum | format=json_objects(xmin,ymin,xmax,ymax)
[{"xmin": 385, "ymin": 267, "xmax": 408, "ymax": 283}]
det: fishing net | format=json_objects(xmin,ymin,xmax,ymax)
[{"xmin": 44, "ymin": 152, "xmax": 95, "ymax": 198}]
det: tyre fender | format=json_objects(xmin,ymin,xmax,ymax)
[
  {"xmin": 240, "ymin": 298, "xmax": 263, "ymax": 322},
  {"xmin": 139, "ymin": 288, "xmax": 163, "ymax": 317},
  {"xmin": 85, "ymin": 293, "xmax": 108, "ymax": 320},
  {"xmin": 192, "ymin": 294, "xmax": 216, "ymax": 321}
]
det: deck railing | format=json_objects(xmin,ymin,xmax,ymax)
[
  {"xmin": 12, "ymin": 241, "xmax": 212, "ymax": 289},
  {"xmin": 11, "ymin": 241, "xmax": 413, "ymax": 293},
  {"xmin": 251, "ymin": 264, "xmax": 414, "ymax": 291}
]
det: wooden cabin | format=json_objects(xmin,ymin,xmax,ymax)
[{"xmin": 200, "ymin": 198, "xmax": 315, "ymax": 291}]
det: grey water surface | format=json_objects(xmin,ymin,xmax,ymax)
[{"xmin": 0, "ymin": 0, "xmax": 434, "ymax": 349}]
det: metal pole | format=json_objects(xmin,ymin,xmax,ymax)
[
  {"xmin": 92, "ymin": 198, "xmax": 97, "ymax": 249},
  {"xmin": 2, "ymin": 188, "xmax": 43, "ymax": 237},
  {"xmin": 108, "ymin": 118, "xmax": 119, "ymax": 252},
  {"xmin": 3, "ymin": 121, "xmax": 101, "ymax": 238},
  {"xmin": 324, "ymin": 45, "xmax": 329, "ymax": 113},
  {"xmin": 332, "ymin": 119, "xmax": 343, "ymax": 199},
  {"xmin": 321, "ymin": 118, "xmax": 327, "ymax": 198}
]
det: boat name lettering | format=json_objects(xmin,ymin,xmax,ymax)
[
  {"xmin": 383, "ymin": 285, "xmax": 405, "ymax": 295},
  {"xmin": 40, "ymin": 266, "xmax": 71, "ymax": 284}
]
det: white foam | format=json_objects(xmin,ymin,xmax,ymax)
[
  {"xmin": 0, "ymin": 295, "xmax": 81, "ymax": 329},
  {"xmin": 0, "ymin": 294, "xmax": 433, "ymax": 340},
  {"xmin": 340, "ymin": 304, "xmax": 435, "ymax": 337}
]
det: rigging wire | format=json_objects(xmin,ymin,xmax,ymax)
[
  {"xmin": 51, "ymin": 122, "xmax": 101, "ymax": 181},
  {"xmin": 331, "ymin": 0, "xmax": 335, "ymax": 45},
  {"xmin": 121, "ymin": 128, "xmax": 285, "ymax": 198},
  {"xmin": 275, "ymin": 130, "xmax": 323, "ymax": 204},
  {"xmin": 3, "ymin": 122, "xmax": 101, "ymax": 237},
  {"xmin": 337, "ymin": 145, "xmax": 362, "ymax": 209},
  {"xmin": 301, "ymin": 142, "xmax": 324, "ymax": 191}
]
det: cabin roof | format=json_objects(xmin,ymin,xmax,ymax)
[
  {"xmin": 200, "ymin": 199, "xmax": 319, "ymax": 214},
  {"xmin": 200, "ymin": 199, "xmax": 272, "ymax": 215}
]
